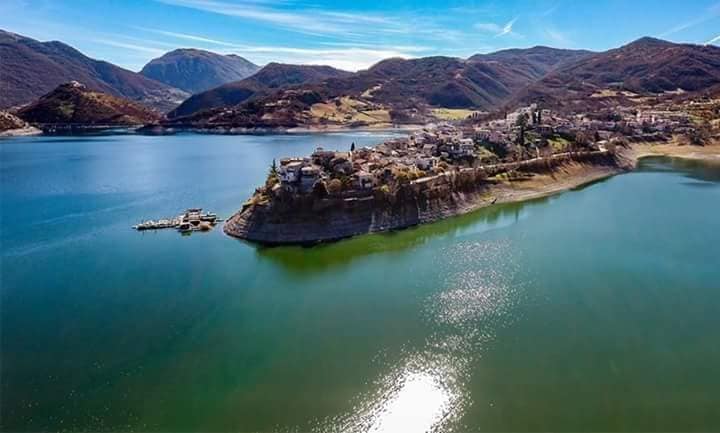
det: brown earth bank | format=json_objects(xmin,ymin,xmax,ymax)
[
  {"xmin": 224, "ymin": 151, "xmax": 627, "ymax": 245},
  {"xmin": 629, "ymin": 141, "xmax": 720, "ymax": 163}
]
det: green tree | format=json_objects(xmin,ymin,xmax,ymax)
[
  {"xmin": 516, "ymin": 113, "xmax": 529, "ymax": 147},
  {"xmin": 690, "ymin": 121, "xmax": 711, "ymax": 146},
  {"xmin": 269, "ymin": 159, "xmax": 278, "ymax": 177},
  {"xmin": 265, "ymin": 158, "xmax": 280, "ymax": 188}
]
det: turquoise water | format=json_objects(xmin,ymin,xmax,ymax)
[{"xmin": 2, "ymin": 133, "xmax": 720, "ymax": 432}]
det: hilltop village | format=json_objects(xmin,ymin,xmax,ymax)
[
  {"xmin": 263, "ymin": 98, "xmax": 717, "ymax": 200},
  {"xmin": 224, "ymin": 94, "xmax": 719, "ymax": 244}
]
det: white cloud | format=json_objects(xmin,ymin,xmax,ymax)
[
  {"xmin": 497, "ymin": 18, "xmax": 518, "ymax": 37},
  {"xmin": 135, "ymin": 27, "xmax": 239, "ymax": 47},
  {"xmin": 706, "ymin": 34, "xmax": 720, "ymax": 45},
  {"xmin": 475, "ymin": 17, "xmax": 521, "ymax": 38},
  {"xmin": 543, "ymin": 27, "xmax": 573, "ymax": 46},
  {"xmin": 541, "ymin": 2, "xmax": 561, "ymax": 17},
  {"xmin": 153, "ymin": 0, "xmax": 468, "ymax": 43},
  {"xmin": 154, "ymin": 0, "xmax": 385, "ymax": 36},
  {"xmin": 91, "ymin": 39, "xmax": 166, "ymax": 56},
  {"xmin": 660, "ymin": 3, "xmax": 720, "ymax": 38},
  {"xmin": 474, "ymin": 22, "xmax": 503, "ymax": 33},
  {"xmin": 214, "ymin": 45, "xmax": 417, "ymax": 71}
]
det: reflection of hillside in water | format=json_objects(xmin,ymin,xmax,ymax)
[
  {"xmin": 640, "ymin": 156, "xmax": 720, "ymax": 183},
  {"xmin": 252, "ymin": 194, "xmax": 556, "ymax": 276}
]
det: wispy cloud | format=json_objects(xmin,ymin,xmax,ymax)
[
  {"xmin": 135, "ymin": 27, "xmax": 239, "ymax": 47},
  {"xmin": 474, "ymin": 22, "xmax": 503, "ymax": 33},
  {"xmin": 153, "ymin": 0, "xmax": 468, "ymax": 43},
  {"xmin": 475, "ymin": 17, "xmax": 521, "ymax": 38},
  {"xmin": 154, "ymin": 0, "xmax": 389, "ymax": 37},
  {"xmin": 541, "ymin": 2, "xmax": 562, "ymax": 17},
  {"xmin": 660, "ymin": 2, "xmax": 720, "ymax": 37},
  {"xmin": 543, "ymin": 26, "xmax": 573, "ymax": 46},
  {"xmin": 497, "ymin": 17, "xmax": 518, "ymax": 37},
  {"xmin": 91, "ymin": 39, "xmax": 166, "ymax": 55},
  {"xmin": 124, "ymin": 25, "xmax": 430, "ymax": 70},
  {"xmin": 706, "ymin": 34, "xmax": 720, "ymax": 45}
]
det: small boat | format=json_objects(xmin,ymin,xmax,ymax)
[
  {"xmin": 200, "ymin": 212, "xmax": 217, "ymax": 223},
  {"xmin": 133, "ymin": 220, "xmax": 155, "ymax": 230},
  {"xmin": 178, "ymin": 222, "xmax": 193, "ymax": 233}
]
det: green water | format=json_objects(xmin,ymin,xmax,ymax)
[{"xmin": 2, "ymin": 133, "xmax": 720, "ymax": 432}]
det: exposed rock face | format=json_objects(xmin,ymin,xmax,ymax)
[
  {"xmin": 0, "ymin": 110, "xmax": 27, "ymax": 131},
  {"xmin": 140, "ymin": 49, "xmax": 260, "ymax": 94},
  {"xmin": 18, "ymin": 82, "xmax": 162, "ymax": 126},
  {"xmin": 225, "ymin": 153, "xmax": 622, "ymax": 245},
  {"xmin": 0, "ymin": 110, "xmax": 41, "ymax": 136},
  {"xmin": 0, "ymin": 29, "xmax": 188, "ymax": 112}
]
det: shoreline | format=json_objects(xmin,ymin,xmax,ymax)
[
  {"xmin": 630, "ymin": 142, "xmax": 720, "ymax": 164},
  {"xmin": 147, "ymin": 123, "xmax": 424, "ymax": 136},
  {"xmin": 0, "ymin": 126, "xmax": 43, "ymax": 138},
  {"xmin": 224, "ymin": 153, "xmax": 627, "ymax": 245},
  {"xmin": 0, "ymin": 123, "xmax": 423, "ymax": 138},
  {"xmin": 224, "ymin": 143, "xmax": 720, "ymax": 246}
]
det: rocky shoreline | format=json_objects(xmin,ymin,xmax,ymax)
[
  {"xmin": 0, "ymin": 126, "xmax": 43, "ymax": 137},
  {"xmin": 224, "ymin": 151, "xmax": 628, "ymax": 245}
]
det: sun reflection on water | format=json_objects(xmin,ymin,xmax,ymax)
[
  {"xmin": 321, "ymin": 238, "xmax": 523, "ymax": 433},
  {"xmin": 367, "ymin": 370, "xmax": 454, "ymax": 433}
]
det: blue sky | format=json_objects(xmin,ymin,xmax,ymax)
[{"xmin": 2, "ymin": 0, "xmax": 719, "ymax": 72}]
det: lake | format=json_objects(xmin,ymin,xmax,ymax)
[{"xmin": 2, "ymin": 132, "xmax": 720, "ymax": 432}]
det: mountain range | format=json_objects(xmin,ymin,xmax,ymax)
[
  {"xmin": 3, "ymin": 28, "xmax": 720, "ymax": 128},
  {"xmin": 173, "ymin": 37, "xmax": 720, "ymax": 127},
  {"xmin": 0, "ymin": 30, "xmax": 188, "ymax": 112},
  {"xmin": 140, "ymin": 48, "xmax": 260, "ymax": 94},
  {"xmin": 511, "ymin": 37, "xmax": 720, "ymax": 109},
  {"xmin": 168, "ymin": 63, "xmax": 352, "ymax": 118}
]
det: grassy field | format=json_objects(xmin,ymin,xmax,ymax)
[
  {"xmin": 431, "ymin": 108, "xmax": 480, "ymax": 120},
  {"xmin": 310, "ymin": 97, "xmax": 390, "ymax": 124},
  {"xmin": 548, "ymin": 136, "xmax": 572, "ymax": 152}
]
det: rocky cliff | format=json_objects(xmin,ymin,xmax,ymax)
[{"xmin": 225, "ymin": 152, "xmax": 623, "ymax": 245}]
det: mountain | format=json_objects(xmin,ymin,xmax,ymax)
[
  {"xmin": 169, "ymin": 47, "xmax": 589, "ymax": 126},
  {"xmin": 140, "ymin": 49, "xmax": 260, "ymax": 94},
  {"xmin": 17, "ymin": 81, "xmax": 161, "ymax": 125},
  {"xmin": 469, "ymin": 46, "xmax": 593, "ymax": 77},
  {"xmin": 0, "ymin": 30, "xmax": 188, "ymax": 112},
  {"xmin": 512, "ymin": 37, "xmax": 720, "ymax": 110},
  {"xmin": 344, "ymin": 47, "xmax": 589, "ymax": 109},
  {"xmin": 168, "ymin": 63, "xmax": 352, "ymax": 118}
]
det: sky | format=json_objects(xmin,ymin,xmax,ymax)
[{"xmin": 1, "ymin": 0, "xmax": 720, "ymax": 72}]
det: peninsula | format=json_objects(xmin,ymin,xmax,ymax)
[{"xmin": 225, "ymin": 97, "xmax": 719, "ymax": 245}]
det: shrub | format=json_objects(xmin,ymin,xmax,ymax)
[
  {"xmin": 395, "ymin": 171, "xmax": 410, "ymax": 185},
  {"xmin": 327, "ymin": 178, "xmax": 343, "ymax": 194}
]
